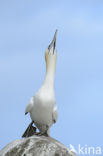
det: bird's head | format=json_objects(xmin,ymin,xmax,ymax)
[{"xmin": 45, "ymin": 30, "xmax": 57, "ymax": 72}]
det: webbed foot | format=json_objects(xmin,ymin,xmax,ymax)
[
  {"xmin": 35, "ymin": 132, "xmax": 49, "ymax": 137},
  {"xmin": 22, "ymin": 121, "xmax": 37, "ymax": 138}
]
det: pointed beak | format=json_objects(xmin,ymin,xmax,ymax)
[{"xmin": 48, "ymin": 29, "xmax": 58, "ymax": 54}]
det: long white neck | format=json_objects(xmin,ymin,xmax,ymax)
[{"xmin": 43, "ymin": 58, "xmax": 56, "ymax": 87}]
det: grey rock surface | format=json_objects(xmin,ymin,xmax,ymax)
[{"xmin": 0, "ymin": 135, "xmax": 77, "ymax": 156}]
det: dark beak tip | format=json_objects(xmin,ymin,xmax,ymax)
[
  {"xmin": 48, "ymin": 30, "xmax": 58, "ymax": 50},
  {"xmin": 55, "ymin": 29, "xmax": 58, "ymax": 36}
]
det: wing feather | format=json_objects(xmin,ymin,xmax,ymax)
[
  {"xmin": 52, "ymin": 106, "xmax": 58, "ymax": 123},
  {"xmin": 25, "ymin": 96, "xmax": 34, "ymax": 114}
]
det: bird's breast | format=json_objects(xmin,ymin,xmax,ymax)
[{"xmin": 30, "ymin": 92, "xmax": 56, "ymax": 126}]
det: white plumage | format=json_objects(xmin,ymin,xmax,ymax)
[{"xmin": 24, "ymin": 30, "xmax": 58, "ymax": 136}]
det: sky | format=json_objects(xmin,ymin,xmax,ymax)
[{"xmin": 0, "ymin": 0, "xmax": 103, "ymax": 155}]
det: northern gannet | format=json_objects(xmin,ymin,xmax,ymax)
[{"xmin": 22, "ymin": 30, "xmax": 58, "ymax": 137}]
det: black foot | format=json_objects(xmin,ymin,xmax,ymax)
[
  {"xmin": 22, "ymin": 121, "xmax": 37, "ymax": 138},
  {"xmin": 35, "ymin": 132, "xmax": 49, "ymax": 137}
]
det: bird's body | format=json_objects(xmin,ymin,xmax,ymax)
[
  {"xmin": 23, "ymin": 30, "xmax": 58, "ymax": 137},
  {"xmin": 29, "ymin": 87, "xmax": 57, "ymax": 134}
]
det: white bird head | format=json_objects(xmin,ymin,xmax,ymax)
[{"xmin": 45, "ymin": 30, "xmax": 58, "ymax": 73}]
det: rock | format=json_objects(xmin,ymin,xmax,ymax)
[{"xmin": 0, "ymin": 135, "xmax": 77, "ymax": 156}]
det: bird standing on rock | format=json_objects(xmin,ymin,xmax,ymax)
[{"xmin": 22, "ymin": 30, "xmax": 58, "ymax": 137}]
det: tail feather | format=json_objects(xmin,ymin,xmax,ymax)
[{"xmin": 22, "ymin": 121, "xmax": 36, "ymax": 138}]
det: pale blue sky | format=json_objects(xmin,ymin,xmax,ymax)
[{"xmin": 0, "ymin": 1, "xmax": 103, "ymax": 155}]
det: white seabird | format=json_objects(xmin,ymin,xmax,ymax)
[{"xmin": 22, "ymin": 30, "xmax": 58, "ymax": 137}]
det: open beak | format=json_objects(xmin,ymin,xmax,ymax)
[{"xmin": 48, "ymin": 29, "xmax": 58, "ymax": 54}]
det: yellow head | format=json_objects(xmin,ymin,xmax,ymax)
[{"xmin": 45, "ymin": 30, "xmax": 57, "ymax": 74}]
